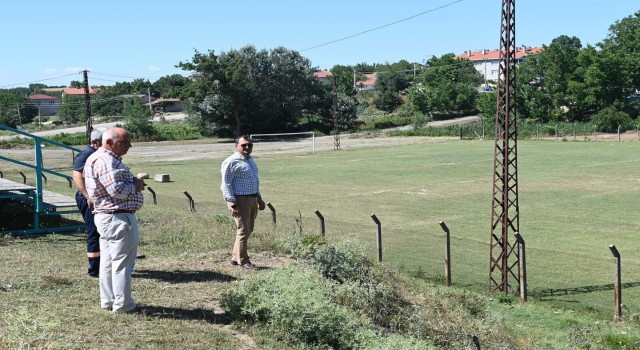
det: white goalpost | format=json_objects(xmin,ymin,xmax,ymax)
[{"xmin": 249, "ymin": 132, "xmax": 315, "ymax": 154}]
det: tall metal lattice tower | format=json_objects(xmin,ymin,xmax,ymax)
[{"xmin": 489, "ymin": 0, "xmax": 520, "ymax": 294}]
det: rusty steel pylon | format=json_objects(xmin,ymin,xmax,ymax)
[{"xmin": 489, "ymin": 0, "xmax": 520, "ymax": 294}]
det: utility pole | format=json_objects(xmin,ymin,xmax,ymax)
[
  {"xmin": 332, "ymin": 74, "xmax": 341, "ymax": 150},
  {"xmin": 16, "ymin": 103, "xmax": 22, "ymax": 130},
  {"xmin": 83, "ymin": 70, "xmax": 93, "ymax": 145},
  {"xmin": 148, "ymin": 87, "xmax": 153, "ymax": 113},
  {"xmin": 489, "ymin": 0, "xmax": 520, "ymax": 295}
]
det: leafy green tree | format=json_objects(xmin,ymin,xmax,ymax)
[
  {"xmin": 409, "ymin": 54, "xmax": 482, "ymax": 116},
  {"xmin": 599, "ymin": 11, "xmax": 640, "ymax": 93},
  {"xmin": 152, "ymin": 74, "xmax": 190, "ymax": 98},
  {"xmin": 178, "ymin": 45, "xmax": 328, "ymax": 137},
  {"xmin": 328, "ymin": 65, "xmax": 357, "ymax": 96},
  {"xmin": 58, "ymin": 95, "xmax": 86, "ymax": 123},
  {"xmin": 69, "ymin": 80, "xmax": 83, "ymax": 89},
  {"xmin": 373, "ymin": 90, "xmax": 403, "ymax": 113},
  {"xmin": 517, "ymin": 35, "xmax": 584, "ymax": 122},
  {"xmin": 130, "ymin": 78, "xmax": 152, "ymax": 95},
  {"xmin": 591, "ymin": 106, "xmax": 632, "ymax": 132},
  {"xmin": 123, "ymin": 98, "xmax": 154, "ymax": 139},
  {"xmin": 0, "ymin": 91, "xmax": 34, "ymax": 127},
  {"xmin": 475, "ymin": 91, "xmax": 497, "ymax": 124}
]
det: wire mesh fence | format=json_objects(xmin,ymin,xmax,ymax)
[{"xmin": 266, "ymin": 208, "xmax": 640, "ymax": 320}]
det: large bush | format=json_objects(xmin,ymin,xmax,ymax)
[
  {"xmin": 590, "ymin": 106, "xmax": 633, "ymax": 133},
  {"xmin": 220, "ymin": 267, "xmax": 368, "ymax": 349}
]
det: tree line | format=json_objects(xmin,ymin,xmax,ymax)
[{"xmin": 0, "ymin": 11, "xmax": 638, "ymax": 137}]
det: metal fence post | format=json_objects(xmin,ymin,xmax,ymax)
[
  {"xmin": 267, "ymin": 203, "xmax": 276, "ymax": 226},
  {"xmin": 183, "ymin": 191, "xmax": 195, "ymax": 212},
  {"xmin": 19, "ymin": 171, "xmax": 26, "ymax": 184},
  {"xmin": 439, "ymin": 221, "xmax": 451, "ymax": 286},
  {"xmin": 147, "ymin": 187, "xmax": 157, "ymax": 205},
  {"xmin": 609, "ymin": 244, "xmax": 622, "ymax": 321},
  {"xmin": 371, "ymin": 214, "xmax": 382, "ymax": 262},
  {"xmin": 314, "ymin": 210, "xmax": 325, "ymax": 236},
  {"xmin": 514, "ymin": 232, "xmax": 527, "ymax": 302}
]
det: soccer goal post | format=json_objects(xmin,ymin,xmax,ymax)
[{"xmin": 249, "ymin": 132, "xmax": 315, "ymax": 154}]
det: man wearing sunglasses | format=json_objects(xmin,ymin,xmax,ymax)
[{"xmin": 220, "ymin": 134, "xmax": 266, "ymax": 269}]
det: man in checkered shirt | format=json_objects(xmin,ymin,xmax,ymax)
[{"xmin": 84, "ymin": 127, "xmax": 145, "ymax": 313}]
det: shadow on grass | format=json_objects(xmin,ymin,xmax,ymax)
[
  {"xmin": 534, "ymin": 281, "xmax": 640, "ymax": 299},
  {"xmin": 134, "ymin": 269, "xmax": 237, "ymax": 283},
  {"xmin": 141, "ymin": 305, "xmax": 231, "ymax": 324}
]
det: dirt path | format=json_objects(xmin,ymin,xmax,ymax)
[{"xmin": 1, "ymin": 133, "xmax": 455, "ymax": 170}]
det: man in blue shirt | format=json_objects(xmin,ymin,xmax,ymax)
[
  {"xmin": 72, "ymin": 128, "xmax": 105, "ymax": 277},
  {"xmin": 220, "ymin": 134, "xmax": 266, "ymax": 269}
]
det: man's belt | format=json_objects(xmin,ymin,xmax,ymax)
[
  {"xmin": 112, "ymin": 210, "xmax": 136, "ymax": 214},
  {"xmin": 237, "ymin": 193, "xmax": 259, "ymax": 197}
]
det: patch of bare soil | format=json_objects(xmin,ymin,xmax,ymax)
[{"xmin": 133, "ymin": 250, "xmax": 294, "ymax": 349}]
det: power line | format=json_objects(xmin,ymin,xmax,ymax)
[
  {"xmin": 0, "ymin": 73, "xmax": 82, "ymax": 89},
  {"xmin": 299, "ymin": 0, "xmax": 464, "ymax": 52}
]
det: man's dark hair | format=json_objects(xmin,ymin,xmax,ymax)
[{"xmin": 235, "ymin": 134, "xmax": 251, "ymax": 144}]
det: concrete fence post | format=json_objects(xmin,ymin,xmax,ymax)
[{"xmin": 609, "ymin": 244, "xmax": 622, "ymax": 321}]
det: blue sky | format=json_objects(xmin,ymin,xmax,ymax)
[{"xmin": 1, "ymin": 1, "xmax": 637, "ymax": 88}]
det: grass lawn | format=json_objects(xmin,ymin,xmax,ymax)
[{"xmin": 2, "ymin": 137, "xmax": 640, "ymax": 348}]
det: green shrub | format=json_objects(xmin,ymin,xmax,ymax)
[
  {"xmin": 294, "ymin": 240, "xmax": 371, "ymax": 283},
  {"xmin": 591, "ymin": 106, "xmax": 633, "ymax": 133},
  {"xmin": 153, "ymin": 122, "xmax": 204, "ymax": 141},
  {"xmin": 220, "ymin": 267, "xmax": 368, "ymax": 349},
  {"xmin": 49, "ymin": 132, "xmax": 87, "ymax": 146}
]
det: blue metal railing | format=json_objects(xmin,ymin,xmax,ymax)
[{"xmin": 0, "ymin": 124, "xmax": 83, "ymax": 234}]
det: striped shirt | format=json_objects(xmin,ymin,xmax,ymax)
[
  {"xmin": 84, "ymin": 148, "xmax": 144, "ymax": 214},
  {"xmin": 220, "ymin": 152, "xmax": 260, "ymax": 202}
]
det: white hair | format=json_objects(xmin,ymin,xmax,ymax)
[{"xmin": 90, "ymin": 128, "xmax": 105, "ymax": 142}]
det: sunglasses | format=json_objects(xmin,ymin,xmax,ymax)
[{"xmin": 239, "ymin": 143, "xmax": 253, "ymax": 148}]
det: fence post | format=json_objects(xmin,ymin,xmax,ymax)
[
  {"xmin": 371, "ymin": 214, "xmax": 382, "ymax": 262},
  {"xmin": 314, "ymin": 210, "xmax": 325, "ymax": 236},
  {"xmin": 147, "ymin": 187, "xmax": 157, "ymax": 205},
  {"xmin": 41, "ymin": 173, "xmax": 47, "ymax": 184},
  {"xmin": 555, "ymin": 124, "xmax": 558, "ymax": 141},
  {"xmin": 439, "ymin": 221, "xmax": 451, "ymax": 286},
  {"xmin": 514, "ymin": 232, "xmax": 527, "ymax": 302},
  {"xmin": 267, "ymin": 203, "xmax": 276, "ymax": 226},
  {"xmin": 19, "ymin": 171, "xmax": 26, "ymax": 184},
  {"xmin": 618, "ymin": 125, "xmax": 621, "ymax": 142},
  {"xmin": 573, "ymin": 123, "xmax": 576, "ymax": 141},
  {"xmin": 0, "ymin": 170, "xmax": 3, "ymax": 178},
  {"xmin": 183, "ymin": 191, "xmax": 195, "ymax": 212},
  {"xmin": 609, "ymin": 244, "xmax": 622, "ymax": 321}
]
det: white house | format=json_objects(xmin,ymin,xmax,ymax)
[
  {"xmin": 28, "ymin": 94, "xmax": 60, "ymax": 116},
  {"xmin": 456, "ymin": 46, "xmax": 544, "ymax": 82}
]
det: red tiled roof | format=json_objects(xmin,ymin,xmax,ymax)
[
  {"xmin": 359, "ymin": 72, "xmax": 377, "ymax": 87},
  {"xmin": 62, "ymin": 87, "xmax": 100, "ymax": 95},
  {"xmin": 29, "ymin": 94, "xmax": 58, "ymax": 100},
  {"xmin": 455, "ymin": 46, "xmax": 544, "ymax": 61},
  {"xmin": 314, "ymin": 70, "xmax": 332, "ymax": 78}
]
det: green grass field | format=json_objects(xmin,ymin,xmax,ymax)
[
  {"xmin": 51, "ymin": 138, "xmax": 640, "ymax": 316},
  {"xmin": 2, "ymin": 137, "xmax": 640, "ymax": 348}
]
